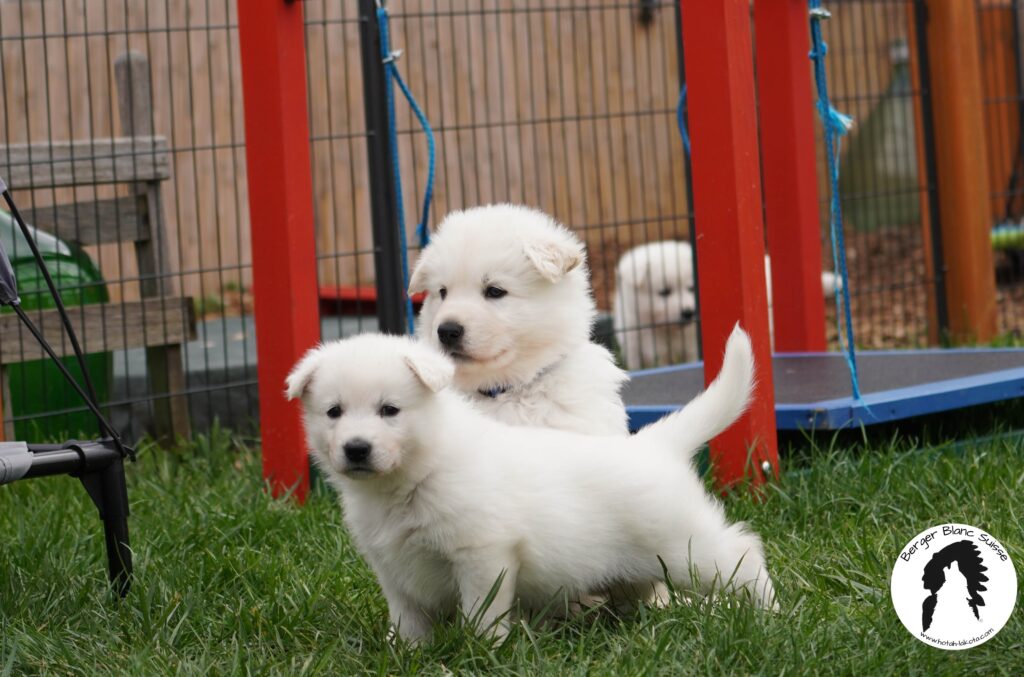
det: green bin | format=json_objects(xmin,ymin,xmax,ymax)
[{"xmin": 0, "ymin": 208, "xmax": 112, "ymax": 440}]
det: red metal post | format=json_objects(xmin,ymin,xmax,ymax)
[
  {"xmin": 680, "ymin": 0, "xmax": 778, "ymax": 488},
  {"xmin": 754, "ymin": 0, "xmax": 828, "ymax": 353},
  {"xmin": 237, "ymin": 0, "xmax": 319, "ymax": 501}
]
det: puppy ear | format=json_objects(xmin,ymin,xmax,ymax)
[
  {"xmin": 403, "ymin": 345, "xmax": 454, "ymax": 393},
  {"xmin": 523, "ymin": 230, "xmax": 585, "ymax": 282},
  {"xmin": 285, "ymin": 345, "xmax": 324, "ymax": 400},
  {"xmin": 618, "ymin": 254, "xmax": 649, "ymax": 289},
  {"xmin": 408, "ymin": 250, "xmax": 431, "ymax": 294}
]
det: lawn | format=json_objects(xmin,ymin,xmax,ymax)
[{"xmin": 2, "ymin": 426, "xmax": 1023, "ymax": 676}]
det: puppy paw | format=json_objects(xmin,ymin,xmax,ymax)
[{"xmin": 647, "ymin": 582, "xmax": 672, "ymax": 609}]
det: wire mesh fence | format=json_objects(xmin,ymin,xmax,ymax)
[
  {"xmin": 820, "ymin": 0, "xmax": 1024, "ymax": 349},
  {"xmin": 1, "ymin": 0, "xmax": 1020, "ymax": 440},
  {"xmin": 816, "ymin": 0, "xmax": 941, "ymax": 349},
  {"xmin": 303, "ymin": 0, "xmax": 693, "ymax": 365},
  {"xmin": 0, "ymin": 0, "xmax": 255, "ymax": 441}
]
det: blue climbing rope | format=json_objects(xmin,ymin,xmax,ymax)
[
  {"xmin": 809, "ymin": 0, "xmax": 864, "ymax": 403},
  {"xmin": 378, "ymin": 5, "xmax": 436, "ymax": 334},
  {"xmin": 676, "ymin": 85, "xmax": 691, "ymax": 155}
]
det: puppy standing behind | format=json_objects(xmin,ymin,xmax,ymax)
[
  {"xmin": 409, "ymin": 204, "xmax": 629, "ymax": 435},
  {"xmin": 287, "ymin": 326, "xmax": 777, "ymax": 644},
  {"xmin": 613, "ymin": 240, "xmax": 840, "ymax": 370}
]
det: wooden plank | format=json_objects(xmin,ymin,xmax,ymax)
[
  {"xmin": 145, "ymin": 343, "xmax": 191, "ymax": 445},
  {"xmin": 21, "ymin": 197, "xmax": 143, "ymax": 245},
  {"xmin": 115, "ymin": 51, "xmax": 187, "ymax": 442},
  {"xmin": 115, "ymin": 52, "xmax": 174, "ymax": 298},
  {"xmin": 0, "ymin": 297, "xmax": 195, "ymax": 363},
  {"xmin": 0, "ymin": 136, "xmax": 170, "ymax": 189}
]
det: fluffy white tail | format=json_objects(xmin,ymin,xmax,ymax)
[{"xmin": 637, "ymin": 324, "xmax": 755, "ymax": 457}]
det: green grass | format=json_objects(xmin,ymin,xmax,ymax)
[{"xmin": 2, "ymin": 430, "xmax": 1023, "ymax": 675}]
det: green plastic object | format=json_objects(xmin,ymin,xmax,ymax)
[
  {"xmin": 0, "ymin": 208, "xmax": 112, "ymax": 440},
  {"xmin": 992, "ymin": 222, "xmax": 1024, "ymax": 250},
  {"xmin": 839, "ymin": 41, "xmax": 921, "ymax": 232}
]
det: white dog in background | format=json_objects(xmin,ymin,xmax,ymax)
[
  {"xmin": 286, "ymin": 326, "xmax": 777, "ymax": 644},
  {"xmin": 613, "ymin": 240, "xmax": 840, "ymax": 370},
  {"xmin": 409, "ymin": 204, "xmax": 628, "ymax": 435}
]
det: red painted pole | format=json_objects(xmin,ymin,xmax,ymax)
[
  {"xmin": 237, "ymin": 0, "xmax": 319, "ymax": 501},
  {"xmin": 754, "ymin": 0, "xmax": 828, "ymax": 353},
  {"xmin": 680, "ymin": 0, "xmax": 778, "ymax": 488}
]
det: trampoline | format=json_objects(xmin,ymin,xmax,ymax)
[{"xmin": 625, "ymin": 349, "xmax": 1024, "ymax": 431}]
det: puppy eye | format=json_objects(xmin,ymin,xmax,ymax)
[
  {"xmin": 439, "ymin": 287, "xmax": 447, "ymax": 300},
  {"xmin": 379, "ymin": 404, "xmax": 400, "ymax": 418},
  {"xmin": 657, "ymin": 288, "xmax": 672, "ymax": 298},
  {"xmin": 484, "ymin": 286, "xmax": 507, "ymax": 300},
  {"xmin": 327, "ymin": 405, "xmax": 343, "ymax": 419}
]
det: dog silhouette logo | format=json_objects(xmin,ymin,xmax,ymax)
[
  {"xmin": 921, "ymin": 540, "xmax": 988, "ymax": 634},
  {"xmin": 891, "ymin": 524, "xmax": 1016, "ymax": 650}
]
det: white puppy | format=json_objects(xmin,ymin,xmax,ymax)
[
  {"xmin": 613, "ymin": 240, "xmax": 840, "ymax": 370},
  {"xmin": 286, "ymin": 326, "xmax": 777, "ymax": 644},
  {"xmin": 409, "ymin": 204, "xmax": 628, "ymax": 435}
]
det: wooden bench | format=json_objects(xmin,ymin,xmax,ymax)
[{"xmin": 0, "ymin": 51, "xmax": 195, "ymax": 442}]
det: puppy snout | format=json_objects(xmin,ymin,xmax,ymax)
[
  {"xmin": 680, "ymin": 308, "xmax": 696, "ymax": 323},
  {"xmin": 437, "ymin": 321, "xmax": 465, "ymax": 347},
  {"xmin": 343, "ymin": 438, "xmax": 372, "ymax": 463}
]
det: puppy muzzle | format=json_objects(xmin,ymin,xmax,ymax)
[
  {"xmin": 437, "ymin": 321, "xmax": 465, "ymax": 348},
  {"xmin": 339, "ymin": 438, "xmax": 376, "ymax": 478}
]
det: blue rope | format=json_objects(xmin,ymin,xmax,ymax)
[
  {"xmin": 378, "ymin": 6, "xmax": 436, "ymax": 334},
  {"xmin": 676, "ymin": 85, "xmax": 691, "ymax": 155},
  {"xmin": 809, "ymin": 1, "xmax": 863, "ymax": 402}
]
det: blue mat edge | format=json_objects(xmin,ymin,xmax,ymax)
[{"xmin": 626, "ymin": 350, "xmax": 1024, "ymax": 431}]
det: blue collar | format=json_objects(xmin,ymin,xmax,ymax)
[
  {"xmin": 474, "ymin": 355, "xmax": 566, "ymax": 400},
  {"xmin": 477, "ymin": 384, "xmax": 513, "ymax": 399}
]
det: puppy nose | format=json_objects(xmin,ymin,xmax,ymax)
[
  {"xmin": 343, "ymin": 439, "xmax": 372, "ymax": 463},
  {"xmin": 437, "ymin": 321, "xmax": 464, "ymax": 346},
  {"xmin": 680, "ymin": 309, "xmax": 696, "ymax": 323}
]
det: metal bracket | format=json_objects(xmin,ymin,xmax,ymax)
[
  {"xmin": 79, "ymin": 467, "xmax": 108, "ymax": 517},
  {"xmin": 810, "ymin": 7, "xmax": 832, "ymax": 21}
]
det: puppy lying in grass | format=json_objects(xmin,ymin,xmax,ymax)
[{"xmin": 286, "ymin": 326, "xmax": 777, "ymax": 643}]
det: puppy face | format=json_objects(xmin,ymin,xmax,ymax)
[
  {"xmin": 285, "ymin": 335, "xmax": 452, "ymax": 480},
  {"xmin": 409, "ymin": 204, "xmax": 595, "ymax": 389},
  {"xmin": 617, "ymin": 241, "xmax": 696, "ymax": 328}
]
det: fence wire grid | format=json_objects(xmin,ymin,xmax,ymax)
[{"xmin": 0, "ymin": 0, "xmax": 1021, "ymax": 440}]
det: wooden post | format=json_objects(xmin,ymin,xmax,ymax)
[
  {"xmin": 114, "ymin": 51, "xmax": 191, "ymax": 443},
  {"xmin": 921, "ymin": 0, "xmax": 998, "ymax": 342},
  {"xmin": 754, "ymin": 0, "xmax": 828, "ymax": 353},
  {"xmin": 237, "ymin": 0, "xmax": 320, "ymax": 501},
  {"xmin": 679, "ymin": 0, "xmax": 778, "ymax": 489}
]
